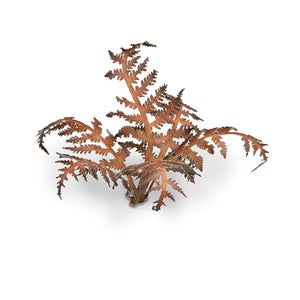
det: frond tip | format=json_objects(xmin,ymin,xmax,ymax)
[{"xmin": 37, "ymin": 41, "xmax": 268, "ymax": 211}]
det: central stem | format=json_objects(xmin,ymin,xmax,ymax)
[{"xmin": 122, "ymin": 53, "xmax": 155, "ymax": 202}]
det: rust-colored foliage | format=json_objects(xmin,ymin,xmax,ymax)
[{"xmin": 37, "ymin": 42, "xmax": 268, "ymax": 211}]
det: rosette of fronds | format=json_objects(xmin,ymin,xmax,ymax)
[{"xmin": 37, "ymin": 42, "xmax": 268, "ymax": 211}]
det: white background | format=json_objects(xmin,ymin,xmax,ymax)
[{"xmin": 0, "ymin": 1, "xmax": 299, "ymax": 299}]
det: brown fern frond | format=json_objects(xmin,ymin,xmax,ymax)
[
  {"xmin": 55, "ymin": 153, "xmax": 116, "ymax": 199},
  {"xmin": 37, "ymin": 117, "xmax": 89, "ymax": 154},
  {"xmin": 38, "ymin": 41, "xmax": 268, "ymax": 211},
  {"xmin": 203, "ymin": 128, "xmax": 268, "ymax": 170}
]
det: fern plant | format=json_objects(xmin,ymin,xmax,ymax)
[{"xmin": 37, "ymin": 42, "xmax": 268, "ymax": 211}]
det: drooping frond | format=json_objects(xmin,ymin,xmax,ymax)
[
  {"xmin": 193, "ymin": 139, "xmax": 215, "ymax": 154},
  {"xmin": 37, "ymin": 117, "xmax": 89, "ymax": 154},
  {"xmin": 170, "ymin": 126, "xmax": 268, "ymax": 172},
  {"xmin": 55, "ymin": 153, "xmax": 117, "ymax": 199},
  {"xmin": 202, "ymin": 127, "xmax": 268, "ymax": 170},
  {"xmin": 37, "ymin": 116, "xmax": 135, "ymax": 195},
  {"xmin": 175, "ymin": 148, "xmax": 204, "ymax": 172}
]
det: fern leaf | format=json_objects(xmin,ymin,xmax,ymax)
[
  {"xmin": 151, "ymin": 132, "xmax": 169, "ymax": 145},
  {"xmin": 143, "ymin": 84, "xmax": 167, "ymax": 112},
  {"xmin": 211, "ymin": 135, "xmax": 227, "ymax": 158},
  {"xmin": 141, "ymin": 41, "xmax": 156, "ymax": 47},
  {"xmin": 116, "ymin": 96, "xmax": 137, "ymax": 110},
  {"xmin": 132, "ymin": 57, "xmax": 149, "ymax": 78},
  {"xmin": 134, "ymin": 70, "xmax": 158, "ymax": 98},
  {"xmin": 104, "ymin": 158, "xmax": 124, "ymax": 170},
  {"xmin": 167, "ymin": 178, "xmax": 187, "ymax": 197},
  {"xmin": 91, "ymin": 117, "xmax": 102, "ymax": 133},
  {"xmin": 55, "ymin": 153, "xmax": 116, "ymax": 199},
  {"xmin": 66, "ymin": 133, "xmax": 101, "ymax": 144},
  {"xmin": 162, "ymin": 160, "xmax": 198, "ymax": 183},
  {"xmin": 177, "ymin": 117, "xmax": 195, "ymax": 127},
  {"xmin": 37, "ymin": 117, "xmax": 89, "ymax": 154},
  {"xmin": 116, "ymin": 125, "xmax": 147, "ymax": 141},
  {"xmin": 106, "ymin": 110, "xmax": 144, "ymax": 126},
  {"xmin": 108, "ymin": 50, "xmax": 124, "ymax": 64},
  {"xmin": 118, "ymin": 141, "xmax": 147, "ymax": 158},
  {"xmin": 105, "ymin": 69, "xmax": 125, "ymax": 81},
  {"xmin": 241, "ymin": 135, "xmax": 250, "ymax": 156},
  {"xmin": 182, "ymin": 103, "xmax": 198, "ymax": 113},
  {"xmin": 150, "ymin": 98, "xmax": 182, "ymax": 129},
  {"xmin": 178, "ymin": 148, "xmax": 204, "ymax": 172},
  {"xmin": 193, "ymin": 139, "xmax": 215, "ymax": 154},
  {"xmin": 63, "ymin": 144, "xmax": 111, "ymax": 155},
  {"xmin": 127, "ymin": 55, "xmax": 140, "ymax": 70}
]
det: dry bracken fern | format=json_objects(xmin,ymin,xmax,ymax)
[{"xmin": 37, "ymin": 42, "xmax": 268, "ymax": 211}]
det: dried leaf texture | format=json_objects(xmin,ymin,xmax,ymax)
[{"xmin": 37, "ymin": 41, "xmax": 268, "ymax": 211}]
